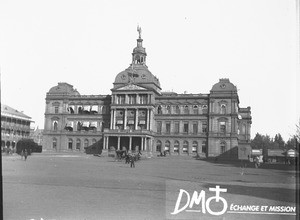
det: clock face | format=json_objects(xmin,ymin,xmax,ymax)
[{"xmin": 220, "ymin": 84, "xmax": 226, "ymax": 89}]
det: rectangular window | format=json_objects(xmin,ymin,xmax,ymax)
[
  {"xmin": 193, "ymin": 122, "xmax": 198, "ymax": 134},
  {"xmin": 140, "ymin": 94, "xmax": 148, "ymax": 104},
  {"xmin": 174, "ymin": 122, "xmax": 179, "ymax": 134},
  {"xmin": 117, "ymin": 95, "xmax": 125, "ymax": 104},
  {"xmin": 183, "ymin": 122, "xmax": 189, "ymax": 133},
  {"xmin": 157, "ymin": 121, "xmax": 162, "ymax": 134},
  {"xmin": 220, "ymin": 122, "xmax": 226, "ymax": 133},
  {"xmin": 166, "ymin": 122, "xmax": 171, "ymax": 134},
  {"xmin": 54, "ymin": 106, "xmax": 59, "ymax": 114},
  {"xmin": 202, "ymin": 121, "xmax": 207, "ymax": 133},
  {"xmin": 128, "ymin": 94, "xmax": 136, "ymax": 104}
]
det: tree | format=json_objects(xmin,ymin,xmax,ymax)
[
  {"xmin": 273, "ymin": 133, "xmax": 285, "ymax": 150},
  {"xmin": 251, "ymin": 133, "xmax": 264, "ymax": 149},
  {"xmin": 285, "ymin": 138, "xmax": 296, "ymax": 150},
  {"xmin": 16, "ymin": 139, "xmax": 42, "ymax": 155}
]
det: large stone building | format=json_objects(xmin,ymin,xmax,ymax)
[
  {"xmin": 1, "ymin": 104, "xmax": 33, "ymax": 151},
  {"xmin": 43, "ymin": 28, "xmax": 252, "ymax": 159}
]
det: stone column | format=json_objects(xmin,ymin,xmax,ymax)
[
  {"xmin": 117, "ymin": 136, "xmax": 120, "ymax": 150},
  {"xmin": 188, "ymin": 140, "xmax": 193, "ymax": 155},
  {"xmin": 129, "ymin": 136, "xmax": 132, "ymax": 151},
  {"xmin": 135, "ymin": 109, "xmax": 138, "ymax": 130},
  {"xmin": 113, "ymin": 110, "xmax": 116, "ymax": 129},
  {"xmin": 149, "ymin": 109, "xmax": 152, "ymax": 130},
  {"xmin": 141, "ymin": 137, "xmax": 144, "ymax": 151},
  {"xmin": 147, "ymin": 109, "xmax": 150, "ymax": 130},
  {"xmin": 110, "ymin": 110, "xmax": 113, "ymax": 129},
  {"xmin": 103, "ymin": 136, "xmax": 106, "ymax": 150},
  {"xmin": 124, "ymin": 109, "xmax": 127, "ymax": 129},
  {"xmin": 106, "ymin": 137, "xmax": 109, "ymax": 150}
]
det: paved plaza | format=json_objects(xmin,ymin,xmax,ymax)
[{"xmin": 2, "ymin": 152, "xmax": 299, "ymax": 220}]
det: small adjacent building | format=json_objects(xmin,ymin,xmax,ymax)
[
  {"xmin": 42, "ymin": 27, "xmax": 252, "ymax": 159},
  {"xmin": 1, "ymin": 104, "xmax": 34, "ymax": 151}
]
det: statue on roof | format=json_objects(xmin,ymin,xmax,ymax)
[{"xmin": 137, "ymin": 25, "xmax": 142, "ymax": 39}]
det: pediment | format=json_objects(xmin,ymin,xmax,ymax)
[{"xmin": 117, "ymin": 84, "xmax": 147, "ymax": 91}]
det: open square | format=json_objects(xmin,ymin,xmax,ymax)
[{"xmin": 2, "ymin": 152, "xmax": 298, "ymax": 220}]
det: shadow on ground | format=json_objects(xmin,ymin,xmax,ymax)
[{"xmin": 196, "ymin": 157, "xmax": 299, "ymax": 172}]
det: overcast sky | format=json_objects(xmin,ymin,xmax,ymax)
[{"xmin": 0, "ymin": 0, "xmax": 299, "ymax": 141}]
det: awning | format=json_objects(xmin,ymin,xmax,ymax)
[
  {"xmin": 139, "ymin": 120, "xmax": 146, "ymax": 125},
  {"xmin": 128, "ymin": 120, "xmax": 134, "ymax": 124},
  {"xmin": 83, "ymin": 106, "xmax": 90, "ymax": 111},
  {"xmin": 117, "ymin": 120, "xmax": 123, "ymax": 124},
  {"xmin": 66, "ymin": 121, "xmax": 74, "ymax": 128},
  {"xmin": 68, "ymin": 106, "xmax": 75, "ymax": 112},
  {"xmin": 91, "ymin": 105, "xmax": 98, "ymax": 112},
  {"xmin": 90, "ymin": 122, "xmax": 97, "ymax": 127},
  {"xmin": 251, "ymin": 149, "xmax": 263, "ymax": 156},
  {"xmin": 82, "ymin": 121, "xmax": 89, "ymax": 127}
]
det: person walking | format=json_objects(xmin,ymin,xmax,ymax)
[
  {"xmin": 21, "ymin": 150, "xmax": 24, "ymax": 160},
  {"xmin": 24, "ymin": 149, "xmax": 28, "ymax": 161},
  {"xmin": 130, "ymin": 154, "xmax": 135, "ymax": 168}
]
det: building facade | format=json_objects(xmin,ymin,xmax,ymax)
[
  {"xmin": 43, "ymin": 28, "xmax": 252, "ymax": 158},
  {"xmin": 1, "ymin": 104, "xmax": 33, "ymax": 151}
]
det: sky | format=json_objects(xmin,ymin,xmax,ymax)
[{"xmin": 0, "ymin": 0, "xmax": 299, "ymax": 141}]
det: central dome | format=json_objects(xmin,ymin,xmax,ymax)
[
  {"xmin": 114, "ymin": 64, "xmax": 160, "ymax": 88},
  {"xmin": 112, "ymin": 27, "xmax": 161, "ymax": 92}
]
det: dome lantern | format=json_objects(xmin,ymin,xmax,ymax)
[{"xmin": 132, "ymin": 25, "xmax": 147, "ymax": 65}]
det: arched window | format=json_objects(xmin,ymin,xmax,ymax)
[
  {"xmin": 166, "ymin": 105, "xmax": 171, "ymax": 114},
  {"xmin": 184, "ymin": 105, "xmax": 189, "ymax": 114},
  {"xmin": 174, "ymin": 140, "xmax": 179, "ymax": 153},
  {"xmin": 165, "ymin": 140, "xmax": 170, "ymax": 152},
  {"xmin": 202, "ymin": 105, "xmax": 208, "ymax": 114},
  {"xmin": 68, "ymin": 139, "xmax": 73, "ymax": 150},
  {"xmin": 77, "ymin": 121, "xmax": 82, "ymax": 131},
  {"xmin": 192, "ymin": 141, "xmax": 198, "ymax": 153},
  {"xmin": 175, "ymin": 106, "xmax": 180, "ymax": 114},
  {"xmin": 52, "ymin": 138, "xmax": 57, "ymax": 149},
  {"xmin": 156, "ymin": 140, "xmax": 162, "ymax": 152},
  {"xmin": 220, "ymin": 122, "xmax": 226, "ymax": 133},
  {"xmin": 220, "ymin": 141, "xmax": 226, "ymax": 154},
  {"xmin": 53, "ymin": 121, "xmax": 58, "ymax": 131},
  {"xmin": 193, "ymin": 105, "xmax": 198, "ymax": 114},
  {"xmin": 6, "ymin": 141, "xmax": 11, "ymax": 148},
  {"xmin": 183, "ymin": 141, "xmax": 188, "ymax": 153},
  {"xmin": 202, "ymin": 140, "xmax": 207, "ymax": 153},
  {"xmin": 220, "ymin": 104, "xmax": 226, "ymax": 114},
  {"xmin": 242, "ymin": 124, "xmax": 246, "ymax": 134},
  {"xmin": 157, "ymin": 106, "xmax": 162, "ymax": 115},
  {"xmin": 76, "ymin": 139, "xmax": 81, "ymax": 150},
  {"xmin": 84, "ymin": 139, "xmax": 89, "ymax": 148}
]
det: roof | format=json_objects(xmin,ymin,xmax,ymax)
[
  {"xmin": 267, "ymin": 149, "xmax": 285, "ymax": 157},
  {"xmin": 210, "ymin": 78, "xmax": 237, "ymax": 93},
  {"xmin": 1, "ymin": 104, "xmax": 32, "ymax": 120},
  {"xmin": 48, "ymin": 82, "xmax": 80, "ymax": 96}
]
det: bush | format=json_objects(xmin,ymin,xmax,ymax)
[
  {"xmin": 16, "ymin": 139, "xmax": 42, "ymax": 155},
  {"xmin": 84, "ymin": 140, "xmax": 103, "ymax": 155}
]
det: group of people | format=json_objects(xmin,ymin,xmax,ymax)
[{"xmin": 115, "ymin": 149, "xmax": 142, "ymax": 168}]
